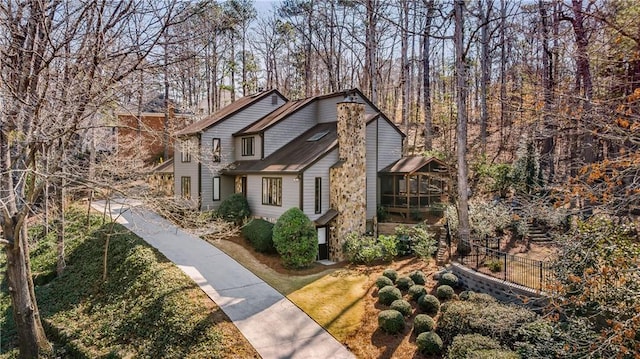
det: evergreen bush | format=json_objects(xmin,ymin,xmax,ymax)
[
  {"xmin": 409, "ymin": 270, "xmax": 426, "ymax": 285},
  {"xmin": 378, "ymin": 286, "xmax": 402, "ymax": 306},
  {"xmin": 375, "ymin": 275, "xmax": 394, "ymax": 289},
  {"xmin": 390, "ymin": 299, "xmax": 412, "ymax": 317},
  {"xmin": 436, "ymin": 285, "xmax": 455, "ymax": 300},
  {"xmin": 241, "ymin": 219, "xmax": 275, "ymax": 253},
  {"xmin": 395, "ymin": 276, "xmax": 415, "ymax": 291},
  {"xmin": 408, "ymin": 285, "xmax": 427, "ymax": 300},
  {"xmin": 217, "ymin": 193, "xmax": 250, "ymax": 224},
  {"xmin": 382, "ymin": 268, "xmax": 398, "ymax": 283},
  {"xmin": 413, "ymin": 314, "xmax": 435, "ymax": 335},
  {"xmin": 417, "ymin": 294, "xmax": 440, "ymax": 315},
  {"xmin": 446, "ymin": 334, "xmax": 501, "ymax": 359},
  {"xmin": 378, "ymin": 310, "xmax": 405, "ymax": 334},
  {"xmin": 416, "ymin": 331, "xmax": 443, "ymax": 355},
  {"xmin": 439, "ymin": 272, "xmax": 459, "ymax": 287},
  {"xmin": 272, "ymin": 208, "xmax": 317, "ymax": 269}
]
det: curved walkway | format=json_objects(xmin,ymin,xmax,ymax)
[{"xmin": 92, "ymin": 199, "xmax": 353, "ymax": 359}]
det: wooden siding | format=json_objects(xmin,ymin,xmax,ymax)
[
  {"xmin": 173, "ymin": 136, "xmax": 199, "ymax": 207},
  {"xmin": 262, "ymin": 102, "xmax": 316, "ymax": 157},
  {"xmin": 315, "ymin": 94, "xmax": 377, "ymax": 123},
  {"xmin": 245, "ymin": 174, "xmax": 300, "ymax": 221},
  {"xmin": 302, "ymin": 149, "xmax": 338, "ymax": 221},
  {"xmin": 234, "ymin": 135, "xmax": 262, "ymax": 160},
  {"xmin": 377, "ymin": 119, "xmax": 403, "ymax": 170},
  {"xmin": 200, "ymin": 95, "xmax": 284, "ymax": 210}
]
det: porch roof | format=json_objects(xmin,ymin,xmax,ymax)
[
  {"xmin": 314, "ymin": 209, "xmax": 338, "ymax": 226},
  {"xmin": 379, "ymin": 156, "xmax": 448, "ymax": 175}
]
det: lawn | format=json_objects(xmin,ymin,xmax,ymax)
[{"xmin": 0, "ymin": 206, "xmax": 257, "ymax": 358}]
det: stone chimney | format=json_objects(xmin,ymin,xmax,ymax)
[{"xmin": 329, "ymin": 93, "xmax": 367, "ymax": 260}]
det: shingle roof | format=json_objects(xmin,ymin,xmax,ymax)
[
  {"xmin": 233, "ymin": 98, "xmax": 313, "ymax": 136},
  {"xmin": 222, "ymin": 122, "xmax": 338, "ymax": 174},
  {"xmin": 175, "ymin": 90, "xmax": 283, "ymax": 136},
  {"xmin": 150, "ymin": 158, "xmax": 174, "ymax": 174},
  {"xmin": 380, "ymin": 156, "xmax": 448, "ymax": 174}
]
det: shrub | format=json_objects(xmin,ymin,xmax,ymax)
[
  {"xmin": 378, "ymin": 286, "xmax": 402, "ymax": 306},
  {"xmin": 395, "ymin": 225, "xmax": 437, "ymax": 260},
  {"xmin": 390, "ymin": 299, "xmax": 412, "ymax": 317},
  {"xmin": 417, "ymin": 294, "xmax": 440, "ymax": 315},
  {"xmin": 485, "ymin": 258, "xmax": 503, "ymax": 272},
  {"xmin": 446, "ymin": 334, "xmax": 501, "ymax": 359},
  {"xmin": 395, "ymin": 276, "xmax": 415, "ymax": 291},
  {"xmin": 408, "ymin": 285, "xmax": 426, "ymax": 300},
  {"xmin": 417, "ymin": 331, "xmax": 443, "ymax": 355},
  {"xmin": 241, "ymin": 219, "xmax": 275, "ymax": 253},
  {"xmin": 343, "ymin": 232, "xmax": 381, "ymax": 264},
  {"xmin": 436, "ymin": 285, "xmax": 455, "ymax": 300},
  {"xmin": 378, "ymin": 234, "xmax": 398, "ymax": 261},
  {"xmin": 375, "ymin": 275, "xmax": 394, "ymax": 289},
  {"xmin": 466, "ymin": 349, "xmax": 520, "ymax": 359},
  {"xmin": 466, "ymin": 292, "xmax": 497, "ymax": 304},
  {"xmin": 272, "ymin": 208, "xmax": 318, "ymax": 269},
  {"xmin": 409, "ymin": 270, "xmax": 426, "ymax": 285},
  {"xmin": 217, "ymin": 193, "xmax": 250, "ymax": 224},
  {"xmin": 378, "ymin": 310, "xmax": 405, "ymax": 334},
  {"xmin": 437, "ymin": 299, "xmax": 537, "ymax": 345},
  {"xmin": 439, "ymin": 272, "xmax": 459, "ymax": 287},
  {"xmin": 412, "ymin": 230, "xmax": 438, "ymax": 261},
  {"xmin": 459, "ymin": 290, "xmax": 473, "ymax": 300},
  {"xmin": 382, "ymin": 269, "xmax": 398, "ymax": 283},
  {"xmin": 413, "ymin": 314, "xmax": 435, "ymax": 335}
]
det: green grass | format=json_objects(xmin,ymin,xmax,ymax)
[{"xmin": 0, "ymin": 206, "xmax": 256, "ymax": 358}]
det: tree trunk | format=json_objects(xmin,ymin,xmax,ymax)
[
  {"xmin": 499, "ymin": 0, "xmax": 508, "ymax": 149},
  {"xmin": 422, "ymin": 0, "xmax": 435, "ymax": 151},
  {"xmin": 3, "ymin": 225, "xmax": 51, "ymax": 357},
  {"xmin": 400, "ymin": 0, "xmax": 410, "ymax": 149},
  {"xmin": 539, "ymin": 0, "xmax": 556, "ymax": 184},
  {"xmin": 455, "ymin": 0, "xmax": 470, "ymax": 244},
  {"xmin": 479, "ymin": 0, "xmax": 491, "ymax": 153}
]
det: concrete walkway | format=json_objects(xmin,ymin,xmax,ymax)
[{"xmin": 92, "ymin": 199, "xmax": 354, "ymax": 359}]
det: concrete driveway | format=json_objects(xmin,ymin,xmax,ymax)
[{"xmin": 92, "ymin": 199, "xmax": 354, "ymax": 359}]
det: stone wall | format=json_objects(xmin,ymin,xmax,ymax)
[{"xmin": 328, "ymin": 101, "xmax": 367, "ymax": 260}]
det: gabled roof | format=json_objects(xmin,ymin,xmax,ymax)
[
  {"xmin": 380, "ymin": 156, "xmax": 448, "ymax": 175},
  {"xmin": 222, "ymin": 122, "xmax": 338, "ymax": 175},
  {"xmin": 175, "ymin": 89, "xmax": 286, "ymax": 136},
  {"xmin": 150, "ymin": 158, "xmax": 174, "ymax": 174}
]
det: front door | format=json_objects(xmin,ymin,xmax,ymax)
[{"xmin": 317, "ymin": 227, "xmax": 328, "ymax": 260}]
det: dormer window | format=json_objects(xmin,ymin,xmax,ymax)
[{"xmin": 242, "ymin": 136, "xmax": 255, "ymax": 156}]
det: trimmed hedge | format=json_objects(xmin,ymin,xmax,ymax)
[
  {"xmin": 375, "ymin": 275, "xmax": 394, "ymax": 289},
  {"xmin": 408, "ymin": 285, "xmax": 426, "ymax": 301},
  {"xmin": 409, "ymin": 270, "xmax": 426, "ymax": 285},
  {"xmin": 378, "ymin": 310, "xmax": 405, "ymax": 334},
  {"xmin": 436, "ymin": 285, "xmax": 455, "ymax": 300},
  {"xmin": 396, "ymin": 276, "xmax": 415, "ymax": 291},
  {"xmin": 378, "ymin": 286, "xmax": 403, "ymax": 306},
  {"xmin": 417, "ymin": 331, "xmax": 443, "ymax": 355},
  {"xmin": 390, "ymin": 299, "xmax": 412, "ymax": 317},
  {"xmin": 439, "ymin": 272, "xmax": 459, "ymax": 287},
  {"xmin": 218, "ymin": 193, "xmax": 250, "ymax": 224},
  {"xmin": 272, "ymin": 208, "xmax": 318, "ymax": 269},
  {"xmin": 382, "ymin": 269, "xmax": 398, "ymax": 283},
  {"xmin": 413, "ymin": 314, "xmax": 435, "ymax": 335},
  {"xmin": 417, "ymin": 294, "xmax": 440, "ymax": 315},
  {"xmin": 241, "ymin": 219, "xmax": 275, "ymax": 253}
]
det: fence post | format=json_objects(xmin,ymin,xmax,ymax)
[
  {"xmin": 539, "ymin": 261, "xmax": 543, "ymax": 292},
  {"xmin": 475, "ymin": 245, "xmax": 479, "ymax": 269},
  {"xmin": 504, "ymin": 253, "xmax": 507, "ymax": 281}
]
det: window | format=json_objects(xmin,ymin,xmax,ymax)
[
  {"xmin": 315, "ymin": 177, "xmax": 322, "ymax": 214},
  {"xmin": 213, "ymin": 176, "xmax": 220, "ymax": 201},
  {"xmin": 271, "ymin": 94, "xmax": 278, "ymax": 105},
  {"xmin": 181, "ymin": 176, "xmax": 191, "ymax": 199},
  {"xmin": 262, "ymin": 177, "xmax": 282, "ymax": 206},
  {"xmin": 241, "ymin": 137, "xmax": 254, "ymax": 156},
  {"xmin": 212, "ymin": 138, "xmax": 221, "ymax": 162},
  {"xmin": 181, "ymin": 141, "xmax": 191, "ymax": 162}
]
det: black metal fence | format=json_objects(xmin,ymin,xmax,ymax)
[{"xmin": 458, "ymin": 240, "xmax": 552, "ymax": 292}]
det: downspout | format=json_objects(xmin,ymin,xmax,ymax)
[
  {"xmin": 299, "ymin": 172, "xmax": 304, "ymax": 211},
  {"xmin": 198, "ymin": 133, "xmax": 202, "ymax": 210},
  {"xmin": 260, "ymin": 132, "xmax": 265, "ymax": 159}
]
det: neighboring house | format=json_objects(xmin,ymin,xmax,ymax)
[{"xmin": 174, "ymin": 88, "xmax": 406, "ymax": 261}]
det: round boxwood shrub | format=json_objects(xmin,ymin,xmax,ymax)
[
  {"xmin": 241, "ymin": 219, "xmax": 275, "ymax": 253},
  {"xmin": 439, "ymin": 272, "xmax": 459, "ymax": 287},
  {"xmin": 436, "ymin": 285, "xmax": 455, "ymax": 300},
  {"xmin": 375, "ymin": 275, "xmax": 394, "ymax": 289},
  {"xmin": 409, "ymin": 270, "xmax": 426, "ymax": 285},
  {"xmin": 408, "ymin": 285, "xmax": 426, "ymax": 300},
  {"xmin": 378, "ymin": 285, "xmax": 402, "ymax": 306},
  {"xmin": 272, "ymin": 208, "xmax": 318, "ymax": 269},
  {"xmin": 413, "ymin": 314, "xmax": 435, "ymax": 335},
  {"xmin": 382, "ymin": 268, "xmax": 398, "ymax": 283},
  {"xmin": 390, "ymin": 299, "xmax": 412, "ymax": 316},
  {"xmin": 395, "ymin": 276, "xmax": 415, "ymax": 291},
  {"xmin": 218, "ymin": 193, "xmax": 251, "ymax": 224},
  {"xmin": 459, "ymin": 290, "xmax": 473, "ymax": 300},
  {"xmin": 416, "ymin": 331, "xmax": 443, "ymax": 355},
  {"xmin": 446, "ymin": 334, "xmax": 502, "ymax": 359},
  {"xmin": 378, "ymin": 310, "xmax": 405, "ymax": 334},
  {"xmin": 417, "ymin": 294, "xmax": 440, "ymax": 315}
]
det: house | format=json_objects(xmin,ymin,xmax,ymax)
[{"xmin": 173, "ymin": 88, "xmax": 407, "ymax": 260}]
